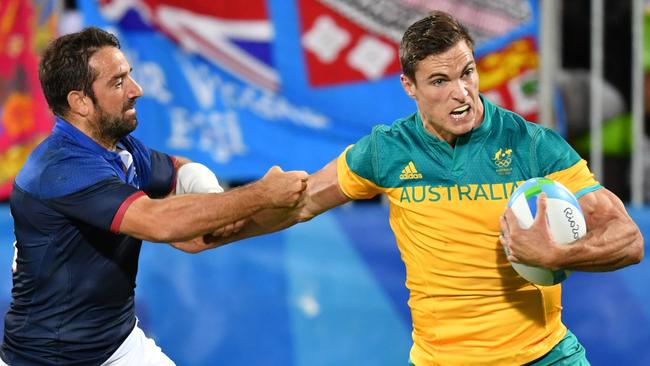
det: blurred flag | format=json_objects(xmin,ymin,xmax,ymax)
[
  {"xmin": 98, "ymin": 0, "xmax": 279, "ymax": 90},
  {"xmin": 298, "ymin": 0, "xmax": 541, "ymax": 120},
  {"xmin": 78, "ymin": 0, "xmax": 543, "ymax": 182},
  {"xmin": 0, "ymin": 0, "xmax": 57, "ymax": 200}
]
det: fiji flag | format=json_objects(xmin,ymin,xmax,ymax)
[{"xmin": 98, "ymin": 0, "xmax": 279, "ymax": 90}]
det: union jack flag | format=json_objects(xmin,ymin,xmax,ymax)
[{"xmin": 98, "ymin": 0, "xmax": 279, "ymax": 90}]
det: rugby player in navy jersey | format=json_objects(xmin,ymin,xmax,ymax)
[{"xmin": 0, "ymin": 27, "xmax": 307, "ymax": 366}]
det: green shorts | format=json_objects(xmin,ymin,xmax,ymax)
[
  {"xmin": 408, "ymin": 330, "xmax": 590, "ymax": 366},
  {"xmin": 525, "ymin": 330, "xmax": 590, "ymax": 366}
]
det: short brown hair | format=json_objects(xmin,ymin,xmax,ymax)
[
  {"xmin": 399, "ymin": 11, "xmax": 474, "ymax": 82},
  {"xmin": 39, "ymin": 27, "xmax": 120, "ymax": 117}
]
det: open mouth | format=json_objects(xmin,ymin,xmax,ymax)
[{"xmin": 450, "ymin": 105, "xmax": 470, "ymax": 119}]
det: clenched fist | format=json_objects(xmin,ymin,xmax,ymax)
[{"xmin": 258, "ymin": 166, "xmax": 308, "ymax": 208}]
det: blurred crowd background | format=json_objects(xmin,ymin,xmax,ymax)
[{"xmin": 0, "ymin": 1, "xmax": 649, "ymax": 365}]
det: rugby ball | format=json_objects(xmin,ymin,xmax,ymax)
[{"xmin": 505, "ymin": 178, "xmax": 586, "ymax": 286}]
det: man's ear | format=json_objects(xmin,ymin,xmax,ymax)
[
  {"xmin": 400, "ymin": 74, "xmax": 416, "ymax": 98},
  {"xmin": 67, "ymin": 91, "xmax": 91, "ymax": 117}
]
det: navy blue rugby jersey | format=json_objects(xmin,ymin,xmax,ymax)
[{"xmin": 1, "ymin": 117, "xmax": 175, "ymax": 366}]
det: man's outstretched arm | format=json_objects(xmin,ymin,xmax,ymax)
[
  {"xmin": 119, "ymin": 165, "xmax": 307, "ymax": 244},
  {"xmin": 176, "ymin": 159, "xmax": 351, "ymax": 253}
]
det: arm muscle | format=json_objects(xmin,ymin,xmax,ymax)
[{"xmin": 557, "ymin": 188, "xmax": 644, "ymax": 271}]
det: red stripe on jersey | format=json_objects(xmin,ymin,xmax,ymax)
[{"xmin": 110, "ymin": 191, "xmax": 146, "ymax": 233}]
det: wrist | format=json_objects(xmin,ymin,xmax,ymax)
[
  {"xmin": 546, "ymin": 243, "xmax": 569, "ymax": 271},
  {"xmin": 249, "ymin": 179, "xmax": 275, "ymax": 209}
]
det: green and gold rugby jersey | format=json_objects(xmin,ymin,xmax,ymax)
[{"xmin": 336, "ymin": 97, "xmax": 600, "ymax": 366}]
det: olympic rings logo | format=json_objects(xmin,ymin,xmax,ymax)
[
  {"xmin": 493, "ymin": 147, "xmax": 512, "ymax": 168},
  {"xmin": 494, "ymin": 158, "xmax": 511, "ymax": 167}
]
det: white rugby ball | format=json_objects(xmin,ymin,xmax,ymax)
[{"xmin": 505, "ymin": 177, "xmax": 586, "ymax": 286}]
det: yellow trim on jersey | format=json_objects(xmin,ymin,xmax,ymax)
[
  {"xmin": 337, "ymin": 146, "xmax": 383, "ymax": 200},
  {"xmin": 547, "ymin": 159, "xmax": 600, "ymax": 197}
]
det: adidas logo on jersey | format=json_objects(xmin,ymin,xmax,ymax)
[{"xmin": 400, "ymin": 161, "xmax": 423, "ymax": 180}]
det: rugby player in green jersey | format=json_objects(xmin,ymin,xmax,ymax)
[{"xmin": 206, "ymin": 10, "xmax": 644, "ymax": 366}]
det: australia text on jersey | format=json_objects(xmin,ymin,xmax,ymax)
[{"xmin": 397, "ymin": 181, "xmax": 520, "ymax": 203}]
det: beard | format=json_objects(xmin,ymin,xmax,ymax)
[{"xmin": 94, "ymin": 100, "xmax": 138, "ymax": 143}]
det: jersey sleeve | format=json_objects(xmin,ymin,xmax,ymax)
[
  {"xmin": 44, "ymin": 177, "xmax": 144, "ymax": 233},
  {"xmin": 122, "ymin": 136, "xmax": 176, "ymax": 198},
  {"xmin": 546, "ymin": 159, "xmax": 601, "ymax": 199},
  {"xmin": 533, "ymin": 127, "xmax": 601, "ymax": 198},
  {"xmin": 337, "ymin": 133, "xmax": 384, "ymax": 200},
  {"xmin": 145, "ymin": 148, "xmax": 176, "ymax": 198}
]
